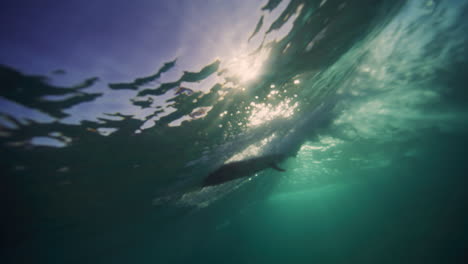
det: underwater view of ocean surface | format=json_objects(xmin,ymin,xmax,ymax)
[{"xmin": 1, "ymin": 0, "xmax": 468, "ymax": 263}]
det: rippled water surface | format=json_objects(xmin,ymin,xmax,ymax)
[{"xmin": 2, "ymin": 0, "xmax": 468, "ymax": 263}]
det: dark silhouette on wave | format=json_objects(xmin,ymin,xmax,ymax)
[{"xmin": 202, "ymin": 154, "xmax": 286, "ymax": 187}]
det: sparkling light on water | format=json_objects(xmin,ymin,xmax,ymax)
[{"xmin": 247, "ymin": 99, "xmax": 299, "ymax": 127}]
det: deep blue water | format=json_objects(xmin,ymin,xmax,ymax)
[{"xmin": 1, "ymin": 0, "xmax": 468, "ymax": 263}]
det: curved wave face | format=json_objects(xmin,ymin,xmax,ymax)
[{"xmin": 2, "ymin": 0, "xmax": 468, "ymax": 263}]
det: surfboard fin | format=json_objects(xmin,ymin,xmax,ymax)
[{"xmin": 269, "ymin": 163, "xmax": 286, "ymax": 172}]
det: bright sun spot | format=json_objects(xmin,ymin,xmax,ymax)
[{"xmin": 223, "ymin": 48, "xmax": 270, "ymax": 84}]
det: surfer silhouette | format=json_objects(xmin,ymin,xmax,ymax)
[{"xmin": 202, "ymin": 154, "xmax": 286, "ymax": 187}]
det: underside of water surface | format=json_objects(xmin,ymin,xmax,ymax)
[{"xmin": 1, "ymin": 0, "xmax": 468, "ymax": 263}]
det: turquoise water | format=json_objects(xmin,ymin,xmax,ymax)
[{"xmin": 2, "ymin": 0, "xmax": 468, "ymax": 263}]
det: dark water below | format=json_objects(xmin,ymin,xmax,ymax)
[{"xmin": 1, "ymin": 0, "xmax": 468, "ymax": 263}]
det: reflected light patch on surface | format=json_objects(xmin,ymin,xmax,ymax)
[
  {"xmin": 139, "ymin": 106, "xmax": 177, "ymax": 131},
  {"xmin": 168, "ymin": 106, "xmax": 213, "ymax": 127},
  {"xmin": 247, "ymin": 99, "xmax": 299, "ymax": 127},
  {"xmin": 97, "ymin": 127, "xmax": 118, "ymax": 136},
  {"xmin": 0, "ymin": 97, "xmax": 55, "ymax": 125},
  {"xmin": 30, "ymin": 137, "xmax": 67, "ymax": 148}
]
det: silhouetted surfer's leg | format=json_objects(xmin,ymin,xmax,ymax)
[{"xmin": 269, "ymin": 163, "xmax": 286, "ymax": 172}]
